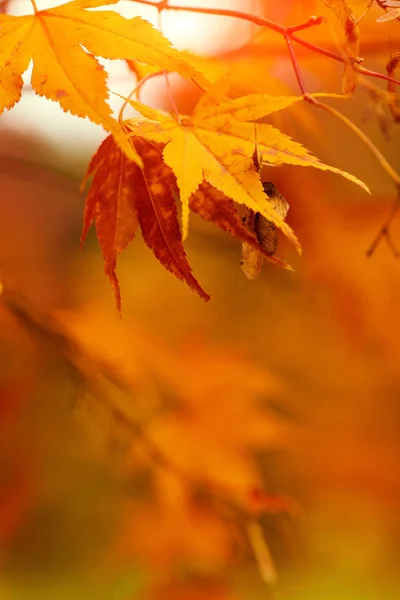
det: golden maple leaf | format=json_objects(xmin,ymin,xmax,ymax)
[
  {"xmin": 125, "ymin": 101, "xmax": 299, "ymax": 247},
  {"xmin": 194, "ymin": 91, "xmax": 345, "ymax": 122},
  {"xmin": 125, "ymin": 97, "xmax": 368, "ymax": 245},
  {"xmin": 0, "ymin": 0, "xmax": 210, "ymax": 162}
]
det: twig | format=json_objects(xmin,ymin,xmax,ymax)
[
  {"xmin": 307, "ymin": 98, "xmax": 400, "ymax": 257},
  {"xmin": 117, "ymin": 71, "xmax": 164, "ymax": 124},
  {"xmin": 264, "ymin": 29, "xmax": 400, "ymax": 257},
  {"xmin": 366, "ymin": 194, "xmax": 400, "ymax": 257},
  {"xmin": 311, "ymin": 100, "xmax": 400, "ymax": 188},
  {"xmin": 130, "ymin": 0, "xmax": 400, "ymax": 87},
  {"xmin": 355, "ymin": 0, "xmax": 375, "ymax": 25},
  {"xmin": 284, "ymin": 35, "xmax": 307, "ymax": 94}
]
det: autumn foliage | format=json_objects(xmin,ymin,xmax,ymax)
[
  {"xmin": 1, "ymin": 0, "xmax": 400, "ymax": 599},
  {"xmin": 2, "ymin": 0, "xmax": 399, "ymax": 309}
]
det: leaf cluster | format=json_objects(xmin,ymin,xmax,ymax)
[{"xmin": 2, "ymin": 0, "xmax": 398, "ymax": 308}]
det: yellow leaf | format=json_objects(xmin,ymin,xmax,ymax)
[
  {"xmin": 203, "ymin": 117, "xmax": 370, "ymax": 193},
  {"xmin": 194, "ymin": 92, "xmax": 346, "ymax": 123},
  {"xmin": 163, "ymin": 129, "xmax": 203, "ymax": 240},
  {"xmin": 125, "ymin": 100, "xmax": 300, "ymax": 250},
  {"xmin": 124, "ymin": 97, "xmax": 369, "ymax": 250},
  {"xmin": 0, "ymin": 0, "xmax": 211, "ymax": 162}
]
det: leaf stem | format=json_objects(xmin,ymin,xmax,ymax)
[
  {"xmin": 117, "ymin": 71, "xmax": 164, "ymax": 124},
  {"xmin": 164, "ymin": 70, "xmax": 181, "ymax": 122},
  {"xmin": 311, "ymin": 99, "xmax": 400, "ymax": 188},
  {"xmin": 29, "ymin": 0, "xmax": 39, "ymax": 12},
  {"xmin": 308, "ymin": 97, "xmax": 400, "ymax": 257},
  {"xmin": 270, "ymin": 30, "xmax": 400, "ymax": 257}
]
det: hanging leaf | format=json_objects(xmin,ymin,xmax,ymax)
[{"xmin": 82, "ymin": 135, "xmax": 210, "ymax": 309}]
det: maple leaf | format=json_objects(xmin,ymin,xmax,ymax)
[
  {"xmin": 125, "ymin": 97, "xmax": 368, "ymax": 245},
  {"xmin": 125, "ymin": 102, "xmax": 301, "ymax": 249},
  {"xmin": 191, "ymin": 97, "xmax": 369, "ymax": 191},
  {"xmin": 81, "ymin": 134, "xmax": 210, "ymax": 310},
  {"xmin": 193, "ymin": 91, "xmax": 345, "ymax": 122},
  {"xmin": 0, "ymin": 0, "xmax": 210, "ymax": 162}
]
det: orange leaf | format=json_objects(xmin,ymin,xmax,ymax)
[
  {"xmin": 81, "ymin": 135, "xmax": 115, "ymax": 245},
  {"xmin": 133, "ymin": 138, "xmax": 210, "ymax": 303},
  {"xmin": 81, "ymin": 136, "xmax": 139, "ymax": 310},
  {"xmin": 82, "ymin": 136, "xmax": 209, "ymax": 308}
]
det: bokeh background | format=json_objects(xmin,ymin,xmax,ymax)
[{"xmin": 1, "ymin": 0, "xmax": 400, "ymax": 599}]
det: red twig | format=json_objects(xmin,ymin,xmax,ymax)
[
  {"xmin": 131, "ymin": 0, "xmax": 400, "ymax": 88},
  {"xmin": 284, "ymin": 35, "xmax": 307, "ymax": 95}
]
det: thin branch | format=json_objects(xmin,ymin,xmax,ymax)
[
  {"xmin": 164, "ymin": 70, "xmax": 181, "ymax": 122},
  {"xmin": 286, "ymin": 15, "xmax": 325, "ymax": 34},
  {"xmin": 355, "ymin": 0, "xmax": 375, "ymax": 25},
  {"xmin": 311, "ymin": 100, "xmax": 400, "ymax": 188},
  {"xmin": 307, "ymin": 97, "xmax": 400, "ymax": 255},
  {"xmin": 284, "ymin": 35, "xmax": 307, "ymax": 95},
  {"xmin": 357, "ymin": 64, "xmax": 400, "ymax": 87},
  {"xmin": 307, "ymin": 97, "xmax": 400, "ymax": 257},
  {"xmin": 366, "ymin": 195, "xmax": 400, "ymax": 257},
  {"xmin": 131, "ymin": 0, "xmax": 400, "ymax": 87},
  {"xmin": 117, "ymin": 71, "xmax": 164, "ymax": 124},
  {"xmin": 385, "ymin": 226, "xmax": 400, "ymax": 257},
  {"xmin": 271, "ymin": 29, "xmax": 400, "ymax": 189},
  {"xmin": 267, "ymin": 31, "xmax": 400, "ymax": 258}
]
